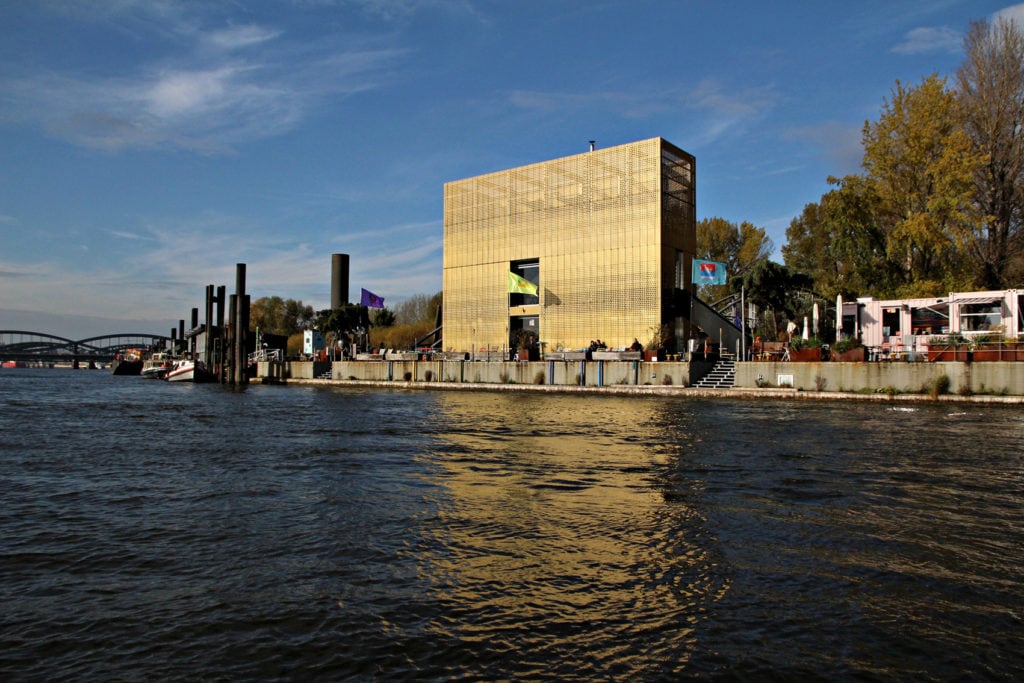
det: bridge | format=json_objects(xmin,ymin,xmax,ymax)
[{"xmin": 0, "ymin": 330, "xmax": 172, "ymax": 364}]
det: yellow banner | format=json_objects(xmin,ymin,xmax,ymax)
[{"xmin": 507, "ymin": 271, "xmax": 538, "ymax": 296}]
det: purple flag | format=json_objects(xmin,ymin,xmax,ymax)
[{"xmin": 360, "ymin": 288, "xmax": 384, "ymax": 308}]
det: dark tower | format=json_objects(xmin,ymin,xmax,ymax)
[{"xmin": 331, "ymin": 253, "xmax": 350, "ymax": 308}]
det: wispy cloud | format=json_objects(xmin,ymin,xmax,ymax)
[
  {"xmin": 201, "ymin": 24, "xmax": 281, "ymax": 52},
  {"xmin": 506, "ymin": 88, "xmax": 667, "ymax": 120},
  {"xmin": 506, "ymin": 76, "xmax": 778, "ymax": 149},
  {"xmin": 786, "ymin": 121, "xmax": 863, "ymax": 176},
  {"xmin": 891, "ymin": 26, "xmax": 962, "ymax": 55},
  {"xmin": 684, "ymin": 78, "xmax": 779, "ymax": 147},
  {"xmin": 1, "ymin": 8, "xmax": 403, "ymax": 154}
]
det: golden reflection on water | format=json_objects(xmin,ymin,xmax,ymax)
[{"xmin": 411, "ymin": 392, "xmax": 729, "ymax": 674}]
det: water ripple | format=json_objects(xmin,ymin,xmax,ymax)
[{"xmin": 0, "ymin": 372, "xmax": 1021, "ymax": 679}]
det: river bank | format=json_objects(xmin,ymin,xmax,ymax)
[
  {"xmin": 261, "ymin": 359, "xmax": 1024, "ymax": 403},
  {"xmin": 281, "ymin": 376, "xmax": 1024, "ymax": 404}
]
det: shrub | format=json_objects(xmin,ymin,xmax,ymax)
[
  {"xmin": 370, "ymin": 321, "xmax": 437, "ymax": 352},
  {"xmin": 791, "ymin": 336, "xmax": 821, "ymax": 351},
  {"xmin": 833, "ymin": 336, "xmax": 862, "ymax": 353},
  {"xmin": 929, "ymin": 374, "xmax": 951, "ymax": 399}
]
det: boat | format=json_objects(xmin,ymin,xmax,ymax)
[
  {"xmin": 166, "ymin": 357, "xmax": 214, "ymax": 383},
  {"xmin": 110, "ymin": 348, "xmax": 143, "ymax": 375},
  {"xmin": 140, "ymin": 352, "xmax": 171, "ymax": 380}
]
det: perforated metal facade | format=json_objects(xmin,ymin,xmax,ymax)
[{"xmin": 443, "ymin": 137, "xmax": 696, "ymax": 354}]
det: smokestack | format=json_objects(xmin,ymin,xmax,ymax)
[{"xmin": 331, "ymin": 253, "xmax": 350, "ymax": 308}]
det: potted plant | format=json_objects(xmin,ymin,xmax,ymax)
[
  {"xmin": 927, "ymin": 333, "xmax": 966, "ymax": 361},
  {"xmin": 830, "ymin": 335, "xmax": 865, "ymax": 362},
  {"xmin": 645, "ymin": 324, "xmax": 670, "ymax": 361},
  {"xmin": 512, "ymin": 329, "xmax": 539, "ymax": 361},
  {"xmin": 789, "ymin": 336, "xmax": 823, "ymax": 361}
]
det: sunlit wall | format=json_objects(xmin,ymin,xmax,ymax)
[{"xmin": 443, "ymin": 138, "xmax": 696, "ymax": 353}]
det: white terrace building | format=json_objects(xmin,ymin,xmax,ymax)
[{"xmin": 839, "ymin": 290, "xmax": 1024, "ymax": 358}]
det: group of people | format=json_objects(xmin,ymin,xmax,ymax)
[{"xmin": 587, "ymin": 338, "xmax": 646, "ymax": 352}]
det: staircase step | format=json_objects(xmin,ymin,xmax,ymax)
[{"xmin": 695, "ymin": 359, "xmax": 736, "ymax": 388}]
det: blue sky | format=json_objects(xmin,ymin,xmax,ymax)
[{"xmin": 2, "ymin": 0, "xmax": 1021, "ymax": 338}]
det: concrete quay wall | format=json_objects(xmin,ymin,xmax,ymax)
[
  {"xmin": 270, "ymin": 359, "xmax": 715, "ymax": 387},
  {"xmin": 737, "ymin": 361, "xmax": 1024, "ymax": 396},
  {"xmin": 261, "ymin": 359, "xmax": 1024, "ymax": 397}
]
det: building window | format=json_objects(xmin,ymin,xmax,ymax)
[
  {"xmin": 510, "ymin": 259, "xmax": 539, "ymax": 307},
  {"xmin": 911, "ymin": 305, "xmax": 948, "ymax": 335},
  {"xmin": 960, "ymin": 302, "xmax": 1002, "ymax": 332},
  {"xmin": 882, "ymin": 307, "xmax": 901, "ymax": 337}
]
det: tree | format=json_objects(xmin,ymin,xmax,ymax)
[
  {"xmin": 250, "ymin": 296, "xmax": 315, "ymax": 336},
  {"xmin": 315, "ymin": 304, "xmax": 370, "ymax": 352},
  {"xmin": 370, "ymin": 308, "xmax": 396, "ymax": 327},
  {"xmin": 861, "ymin": 74, "xmax": 981, "ymax": 296},
  {"xmin": 783, "ymin": 202, "xmax": 834, "ymax": 295},
  {"xmin": 695, "ymin": 217, "xmax": 772, "ymax": 302},
  {"xmin": 784, "ymin": 175, "xmax": 900, "ymax": 299},
  {"xmin": 957, "ymin": 17, "xmax": 1024, "ymax": 288},
  {"xmin": 731, "ymin": 260, "xmax": 813, "ymax": 340},
  {"xmin": 392, "ymin": 292, "xmax": 442, "ymax": 325}
]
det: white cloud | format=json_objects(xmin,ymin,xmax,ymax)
[
  {"xmin": 202, "ymin": 24, "xmax": 281, "ymax": 52},
  {"xmin": 144, "ymin": 67, "xmax": 237, "ymax": 118},
  {"xmin": 1, "ymin": 13, "xmax": 402, "ymax": 154},
  {"xmin": 892, "ymin": 26, "xmax": 962, "ymax": 55},
  {"xmin": 995, "ymin": 3, "xmax": 1024, "ymax": 24}
]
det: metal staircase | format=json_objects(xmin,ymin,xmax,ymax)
[{"xmin": 694, "ymin": 358, "xmax": 736, "ymax": 388}]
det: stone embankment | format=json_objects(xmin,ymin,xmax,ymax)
[{"xmin": 259, "ymin": 359, "xmax": 1024, "ymax": 404}]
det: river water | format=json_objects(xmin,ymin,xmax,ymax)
[{"xmin": 1, "ymin": 368, "xmax": 1021, "ymax": 680}]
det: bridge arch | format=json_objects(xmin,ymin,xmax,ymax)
[{"xmin": 0, "ymin": 330, "xmax": 172, "ymax": 363}]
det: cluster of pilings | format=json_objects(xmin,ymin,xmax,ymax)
[{"xmin": 168, "ymin": 263, "xmax": 251, "ymax": 385}]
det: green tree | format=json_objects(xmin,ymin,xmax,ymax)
[
  {"xmin": 784, "ymin": 175, "xmax": 899, "ymax": 299},
  {"xmin": 956, "ymin": 17, "xmax": 1024, "ymax": 287},
  {"xmin": 736, "ymin": 260, "xmax": 813, "ymax": 340},
  {"xmin": 695, "ymin": 217, "xmax": 772, "ymax": 302},
  {"xmin": 250, "ymin": 296, "xmax": 315, "ymax": 335},
  {"xmin": 315, "ymin": 304, "xmax": 370, "ymax": 351},
  {"xmin": 370, "ymin": 307, "xmax": 396, "ymax": 327}
]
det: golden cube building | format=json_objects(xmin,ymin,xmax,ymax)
[{"xmin": 442, "ymin": 137, "xmax": 696, "ymax": 354}]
